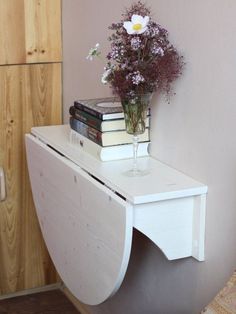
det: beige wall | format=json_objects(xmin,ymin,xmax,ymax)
[{"xmin": 62, "ymin": 1, "xmax": 236, "ymax": 313}]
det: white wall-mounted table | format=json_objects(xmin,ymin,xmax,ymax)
[{"xmin": 25, "ymin": 125, "xmax": 207, "ymax": 305}]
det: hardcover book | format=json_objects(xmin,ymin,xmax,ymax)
[
  {"xmin": 74, "ymin": 97, "xmax": 124, "ymax": 120},
  {"xmin": 69, "ymin": 129, "xmax": 150, "ymax": 161},
  {"xmin": 69, "ymin": 105, "xmax": 150, "ymax": 132},
  {"xmin": 69, "ymin": 117, "xmax": 149, "ymax": 147}
]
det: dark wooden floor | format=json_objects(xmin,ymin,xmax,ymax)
[{"xmin": 0, "ymin": 289, "xmax": 80, "ymax": 314}]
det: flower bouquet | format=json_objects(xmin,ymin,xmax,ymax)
[{"xmin": 87, "ymin": 1, "xmax": 184, "ymax": 175}]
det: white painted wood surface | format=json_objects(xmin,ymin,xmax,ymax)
[
  {"xmin": 25, "ymin": 125, "xmax": 208, "ymax": 304},
  {"xmin": 25, "ymin": 135, "xmax": 133, "ymax": 305},
  {"xmin": 31, "ymin": 125, "xmax": 207, "ymax": 205},
  {"xmin": 133, "ymin": 196, "xmax": 205, "ymax": 260}
]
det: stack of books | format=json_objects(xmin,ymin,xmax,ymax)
[{"xmin": 69, "ymin": 97, "xmax": 150, "ymax": 161}]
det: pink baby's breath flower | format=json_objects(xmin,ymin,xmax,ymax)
[
  {"xmin": 131, "ymin": 71, "xmax": 145, "ymax": 85},
  {"xmin": 151, "ymin": 43, "xmax": 164, "ymax": 56},
  {"xmin": 131, "ymin": 37, "xmax": 142, "ymax": 50}
]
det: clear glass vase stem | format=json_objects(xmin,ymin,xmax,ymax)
[{"xmin": 132, "ymin": 135, "xmax": 139, "ymax": 174}]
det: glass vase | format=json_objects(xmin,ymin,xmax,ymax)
[{"xmin": 121, "ymin": 93, "xmax": 152, "ymax": 177}]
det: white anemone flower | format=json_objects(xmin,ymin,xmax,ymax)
[
  {"xmin": 123, "ymin": 14, "xmax": 149, "ymax": 35},
  {"xmin": 101, "ymin": 68, "xmax": 111, "ymax": 84},
  {"xmin": 86, "ymin": 43, "xmax": 100, "ymax": 61}
]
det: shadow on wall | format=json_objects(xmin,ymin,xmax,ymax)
[{"xmin": 89, "ymin": 229, "xmax": 203, "ymax": 314}]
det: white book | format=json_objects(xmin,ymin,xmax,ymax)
[{"xmin": 69, "ymin": 129, "xmax": 150, "ymax": 161}]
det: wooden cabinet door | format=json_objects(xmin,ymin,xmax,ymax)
[
  {"xmin": 0, "ymin": 0, "xmax": 62, "ymax": 65},
  {"xmin": 0, "ymin": 63, "xmax": 61, "ymax": 294}
]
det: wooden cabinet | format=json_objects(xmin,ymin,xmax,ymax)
[
  {"xmin": 0, "ymin": 0, "xmax": 61, "ymax": 65},
  {"xmin": 0, "ymin": 0, "xmax": 62, "ymax": 295}
]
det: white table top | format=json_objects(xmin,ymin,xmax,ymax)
[{"xmin": 31, "ymin": 125, "xmax": 207, "ymax": 204}]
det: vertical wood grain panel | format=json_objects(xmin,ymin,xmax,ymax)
[
  {"xmin": 24, "ymin": 0, "xmax": 62, "ymax": 63},
  {"xmin": 21, "ymin": 63, "xmax": 62, "ymax": 289},
  {"xmin": 0, "ymin": 66, "xmax": 23, "ymax": 293},
  {"xmin": 0, "ymin": 63, "xmax": 62, "ymax": 294},
  {"xmin": 0, "ymin": 0, "xmax": 26, "ymax": 64},
  {"xmin": 0, "ymin": 0, "xmax": 62, "ymax": 65}
]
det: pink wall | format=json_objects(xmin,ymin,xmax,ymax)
[{"xmin": 62, "ymin": 1, "xmax": 236, "ymax": 313}]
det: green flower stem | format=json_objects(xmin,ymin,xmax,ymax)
[{"xmin": 121, "ymin": 94, "xmax": 151, "ymax": 135}]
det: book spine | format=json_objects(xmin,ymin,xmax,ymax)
[
  {"xmin": 70, "ymin": 117, "xmax": 103, "ymax": 146},
  {"xmin": 69, "ymin": 106, "xmax": 103, "ymax": 131},
  {"xmin": 69, "ymin": 130, "xmax": 103, "ymax": 158},
  {"xmin": 69, "ymin": 129, "xmax": 150, "ymax": 161},
  {"xmin": 74, "ymin": 101, "xmax": 104, "ymax": 120}
]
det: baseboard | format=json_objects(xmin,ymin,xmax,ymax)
[
  {"xmin": 0, "ymin": 281, "xmax": 92, "ymax": 314},
  {"xmin": 0, "ymin": 282, "xmax": 62, "ymax": 301},
  {"xmin": 61, "ymin": 284, "xmax": 91, "ymax": 314}
]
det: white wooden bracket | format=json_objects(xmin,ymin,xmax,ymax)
[{"xmin": 133, "ymin": 194, "xmax": 206, "ymax": 261}]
